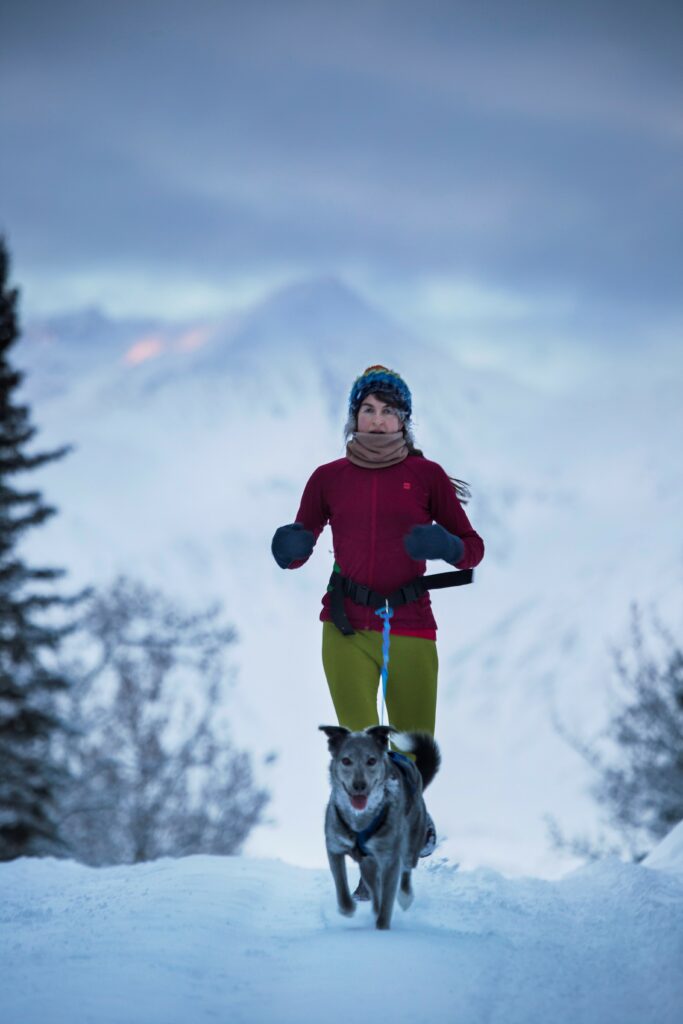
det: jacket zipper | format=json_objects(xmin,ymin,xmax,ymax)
[{"xmin": 366, "ymin": 473, "xmax": 378, "ymax": 630}]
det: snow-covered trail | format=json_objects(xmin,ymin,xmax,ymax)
[{"xmin": 2, "ymin": 851, "xmax": 682, "ymax": 1024}]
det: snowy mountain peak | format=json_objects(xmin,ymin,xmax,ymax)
[
  {"xmin": 249, "ymin": 275, "xmax": 388, "ymax": 328},
  {"xmin": 223, "ymin": 275, "xmax": 411, "ymax": 362}
]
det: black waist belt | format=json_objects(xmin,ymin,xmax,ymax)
[{"xmin": 328, "ymin": 565, "xmax": 474, "ymax": 636}]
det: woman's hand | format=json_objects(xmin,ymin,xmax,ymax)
[
  {"xmin": 271, "ymin": 522, "xmax": 315, "ymax": 568},
  {"xmin": 404, "ymin": 523, "xmax": 464, "ymax": 565}
]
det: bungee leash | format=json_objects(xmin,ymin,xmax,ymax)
[{"xmin": 374, "ymin": 600, "xmax": 393, "ymax": 726}]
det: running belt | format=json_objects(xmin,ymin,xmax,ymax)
[{"xmin": 327, "ymin": 563, "xmax": 474, "ymax": 636}]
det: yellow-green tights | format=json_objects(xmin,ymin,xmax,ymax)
[{"xmin": 321, "ymin": 620, "xmax": 438, "ymax": 736}]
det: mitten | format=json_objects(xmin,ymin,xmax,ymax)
[
  {"xmin": 271, "ymin": 522, "xmax": 315, "ymax": 568},
  {"xmin": 403, "ymin": 523, "xmax": 464, "ymax": 565}
]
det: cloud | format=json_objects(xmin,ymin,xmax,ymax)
[{"xmin": 1, "ymin": 0, "xmax": 682, "ymax": 329}]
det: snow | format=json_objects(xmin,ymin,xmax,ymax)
[
  {"xmin": 644, "ymin": 820, "xmax": 683, "ymax": 877},
  {"xmin": 2, "ymin": 836, "xmax": 683, "ymax": 1024}
]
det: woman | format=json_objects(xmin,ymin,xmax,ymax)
[
  {"xmin": 271, "ymin": 366, "xmax": 484, "ymax": 881},
  {"xmin": 272, "ymin": 363, "xmax": 484, "ymax": 725}
]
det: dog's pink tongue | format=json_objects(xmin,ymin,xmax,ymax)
[{"xmin": 351, "ymin": 795, "xmax": 368, "ymax": 810}]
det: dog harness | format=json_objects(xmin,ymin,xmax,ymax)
[
  {"xmin": 336, "ymin": 802, "xmax": 390, "ymax": 858},
  {"xmin": 336, "ymin": 752, "xmax": 417, "ymax": 857}
]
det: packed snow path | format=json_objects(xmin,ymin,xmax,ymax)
[{"xmin": 2, "ymin": 848, "xmax": 682, "ymax": 1024}]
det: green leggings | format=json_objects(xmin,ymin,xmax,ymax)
[{"xmin": 321, "ymin": 620, "xmax": 438, "ymax": 736}]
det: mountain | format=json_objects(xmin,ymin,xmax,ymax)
[
  {"xmin": 14, "ymin": 276, "xmax": 683, "ymax": 877},
  {"xmin": 218, "ymin": 276, "xmax": 410, "ymax": 360}
]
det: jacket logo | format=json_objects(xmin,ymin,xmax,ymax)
[{"xmin": 403, "ymin": 482, "xmax": 411, "ymax": 490}]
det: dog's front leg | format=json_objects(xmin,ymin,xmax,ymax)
[
  {"xmin": 328, "ymin": 851, "xmax": 355, "ymax": 917},
  {"xmin": 360, "ymin": 858, "xmax": 381, "ymax": 917},
  {"xmin": 375, "ymin": 857, "xmax": 401, "ymax": 931}
]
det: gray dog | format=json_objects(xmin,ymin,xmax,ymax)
[{"xmin": 319, "ymin": 723, "xmax": 441, "ymax": 930}]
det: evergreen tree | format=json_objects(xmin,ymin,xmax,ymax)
[{"xmin": 0, "ymin": 237, "xmax": 85, "ymax": 860}]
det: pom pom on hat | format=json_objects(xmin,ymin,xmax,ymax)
[{"xmin": 348, "ymin": 365, "xmax": 412, "ymax": 419}]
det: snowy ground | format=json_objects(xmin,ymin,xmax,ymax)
[{"xmin": 2, "ymin": 824, "xmax": 682, "ymax": 1024}]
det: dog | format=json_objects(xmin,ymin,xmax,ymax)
[{"xmin": 319, "ymin": 723, "xmax": 440, "ymax": 930}]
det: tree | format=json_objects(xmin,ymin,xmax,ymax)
[
  {"xmin": 55, "ymin": 575, "xmax": 271, "ymax": 865},
  {"xmin": 548, "ymin": 603, "xmax": 683, "ymax": 862},
  {"xmin": 0, "ymin": 237, "xmax": 86, "ymax": 860}
]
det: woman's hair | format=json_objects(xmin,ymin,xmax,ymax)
[{"xmin": 344, "ymin": 388, "xmax": 471, "ymax": 504}]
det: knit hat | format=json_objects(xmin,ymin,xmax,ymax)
[{"xmin": 348, "ymin": 365, "xmax": 412, "ymax": 419}]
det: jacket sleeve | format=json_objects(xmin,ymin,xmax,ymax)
[
  {"xmin": 429, "ymin": 465, "xmax": 485, "ymax": 570},
  {"xmin": 287, "ymin": 465, "xmax": 330, "ymax": 569}
]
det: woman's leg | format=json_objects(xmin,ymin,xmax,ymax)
[
  {"xmin": 322, "ymin": 623, "xmax": 438, "ymax": 736},
  {"xmin": 321, "ymin": 621, "xmax": 381, "ymax": 730},
  {"xmin": 382, "ymin": 634, "xmax": 438, "ymax": 737}
]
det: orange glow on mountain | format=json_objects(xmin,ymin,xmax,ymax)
[
  {"xmin": 124, "ymin": 335, "xmax": 166, "ymax": 365},
  {"xmin": 176, "ymin": 326, "xmax": 212, "ymax": 352}
]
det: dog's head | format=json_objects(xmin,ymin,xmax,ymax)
[{"xmin": 319, "ymin": 725, "xmax": 395, "ymax": 814}]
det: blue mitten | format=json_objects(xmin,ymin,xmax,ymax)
[
  {"xmin": 271, "ymin": 522, "xmax": 315, "ymax": 568},
  {"xmin": 404, "ymin": 523, "xmax": 464, "ymax": 565}
]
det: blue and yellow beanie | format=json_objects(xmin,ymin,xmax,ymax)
[{"xmin": 348, "ymin": 365, "xmax": 412, "ymax": 419}]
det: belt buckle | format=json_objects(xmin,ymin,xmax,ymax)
[{"xmin": 355, "ymin": 583, "xmax": 370, "ymax": 605}]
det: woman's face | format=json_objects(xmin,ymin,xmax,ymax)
[{"xmin": 356, "ymin": 393, "xmax": 402, "ymax": 434}]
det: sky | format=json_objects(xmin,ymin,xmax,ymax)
[{"xmin": 1, "ymin": 0, "xmax": 682, "ymax": 385}]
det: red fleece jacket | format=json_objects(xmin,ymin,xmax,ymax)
[{"xmin": 289, "ymin": 455, "xmax": 484, "ymax": 636}]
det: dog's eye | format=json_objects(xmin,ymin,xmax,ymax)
[
  {"xmin": 341, "ymin": 757, "xmax": 352, "ymax": 766},
  {"xmin": 367, "ymin": 757, "xmax": 377, "ymax": 766}
]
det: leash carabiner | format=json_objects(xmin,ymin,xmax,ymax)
[{"xmin": 374, "ymin": 599, "xmax": 394, "ymax": 725}]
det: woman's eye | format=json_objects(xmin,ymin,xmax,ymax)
[
  {"xmin": 342, "ymin": 757, "xmax": 352, "ymax": 766},
  {"xmin": 367, "ymin": 757, "xmax": 377, "ymax": 766}
]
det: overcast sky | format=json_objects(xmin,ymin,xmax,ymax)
[{"xmin": 1, "ymin": 0, "xmax": 681, "ymax": 385}]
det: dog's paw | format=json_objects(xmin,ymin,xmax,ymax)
[
  {"xmin": 397, "ymin": 887, "xmax": 414, "ymax": 911},
  {"xmin": 337, "ymin": 898, "xmax": 356, "ymax": 917}
]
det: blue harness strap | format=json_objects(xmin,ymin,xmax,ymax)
[
  {"xmin": 355, "ymin": 804, "xmax": 390, "ymax": 856},
  {"xmin": 335, "ymin": 802, "xmax": 389, "ymax": 857}
]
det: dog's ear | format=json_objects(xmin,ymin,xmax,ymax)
[
  {"xmin": 364, "ymin": 725, "xmax": 396, "ymax": 750},
  {"xmin": 319, "ymin": 725, "xmax": 351, "ymax": 754}
]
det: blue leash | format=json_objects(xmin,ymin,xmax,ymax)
[{"xmin": 374, "ymin": 600, "xmax": 394, "ymax": 725}]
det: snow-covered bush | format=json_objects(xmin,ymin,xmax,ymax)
[
  {"xmin": 54, "ymin": 575, "xmax": 271, "ymax": 865},
  {"xmin": 549, "ymin": 603, "xmax": 683, "ymax": 861}
]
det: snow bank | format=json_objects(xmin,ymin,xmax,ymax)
[
  {"xmin": 2, "ymin": 851, "xmax": 682, "ymax": 1024},
  {"xmin": 644, "ymin": 819, "xmax": 683, "ymax": 876}
]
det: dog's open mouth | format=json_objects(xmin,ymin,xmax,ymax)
[{"xmin": 350, "ymin": 795, "xmax": 368, "ymax": 810}]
